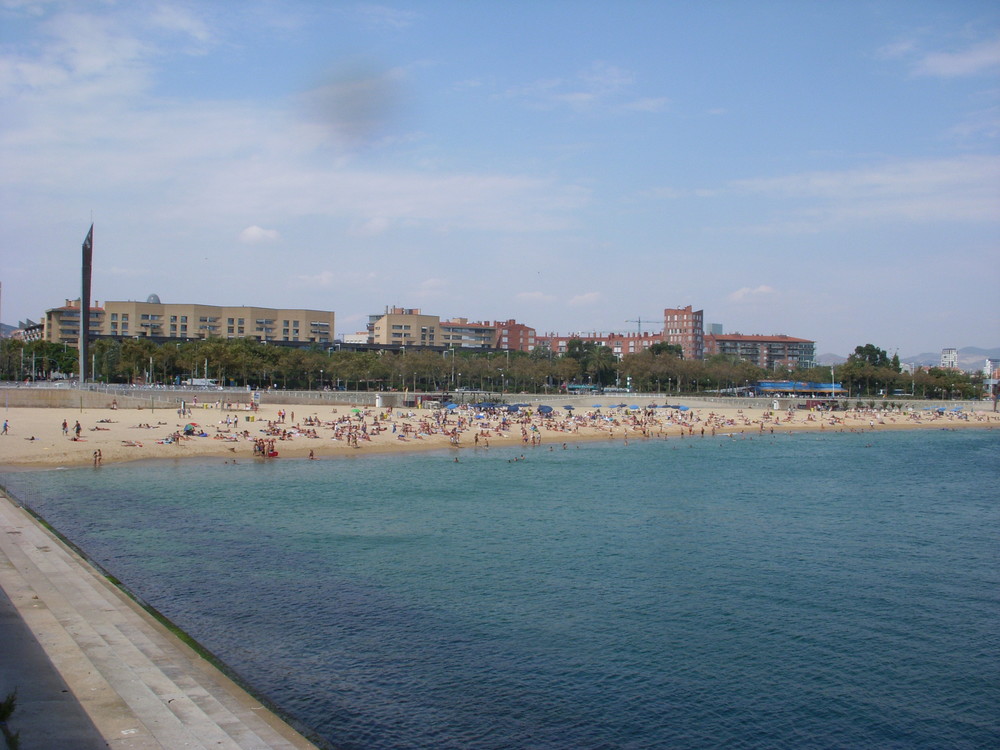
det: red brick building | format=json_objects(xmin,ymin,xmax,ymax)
[{"xmin": 663, "ymin": 305, "xmax": 704, "ymax": 360}]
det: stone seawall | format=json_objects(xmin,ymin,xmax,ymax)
[{"xmin": 0, "ymin": 387, "xmax": 126, "ymax": 409}]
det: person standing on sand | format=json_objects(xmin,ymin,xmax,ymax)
[
  {"xmin": 1, "ymin": 419, "xmax": 8, "ymax": 435},
  {"xmin": 74, "ymin": 421, "xmax": 82, "ymax": 439},
  {"xmin": 62, "ymin": 419, "xmax": 68, "ymax": 435}
]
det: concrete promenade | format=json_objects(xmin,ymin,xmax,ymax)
[{"xmin": 0, "ymin": 493, "xmax": 320, "ymax": 749}]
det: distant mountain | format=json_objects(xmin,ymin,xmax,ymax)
[
  {"xmin": 815, "ymin": 353, "xmax": 846, "ymax": 365},
  {"xmin": 901, "ymin": 346, "xmax": 1000, "ymax": 371},
  {"xmin": 0, "ymin": 323, "xmax": 15, "ymax": 338},
  {"xmin": 818, "ymin": 346, "xmax": 998, "ymax": 372}
]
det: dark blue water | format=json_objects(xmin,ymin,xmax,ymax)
[{"xmin": 3, "ymin": 430, "xmax": 998, "ymax": 749}]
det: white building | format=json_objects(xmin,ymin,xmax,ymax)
[{"xmin": 940, "ymin": 348, "xmax": 959, "ymax": 369}]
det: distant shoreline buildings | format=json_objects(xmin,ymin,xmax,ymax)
[{"xmin": 12, "ymin": 296, "xmax": 827, "ymax": 372}]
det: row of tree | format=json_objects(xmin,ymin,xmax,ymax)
[{"xmin": 0, "ymin": 337, "xmax": 986, "ymax": 399}]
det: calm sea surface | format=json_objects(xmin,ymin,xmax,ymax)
[{"xmin": 3, "ymin": 429, "xmax": 998, "ymax": 749}]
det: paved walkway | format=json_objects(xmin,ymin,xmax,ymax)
[{"xmin": 0, "ymin": 493, "xmax": 320, "ymax": 749}]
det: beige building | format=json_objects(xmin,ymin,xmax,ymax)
[
  {"xmin": 370, "ymin": 307, "xmax": 441, "ymax": 347},
  {"xmin": 44, "ymin": 297, "xmax": 335, "ymax": 346},
  {"xmin": 44, "ymin": 300, "xmax": 106, "ymax": 346},
  {"xmin": 368, "ymin": 308, "xmax": 535, "ymax": 350}
]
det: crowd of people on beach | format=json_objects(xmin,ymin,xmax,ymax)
[
  {"xmin": 169, "ymin": 400, "xmax": 1000, "ymax": 460},
  {"xmin": 1, "ymin": 398, "xmax": 995, "ymax": 468}
]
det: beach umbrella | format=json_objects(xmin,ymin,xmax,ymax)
[
  {"xmin": 628, "ymin": 405, "xmax": 640, "ymax": 410},
  {"xmin": 507, "ymin": 405, "xmax": 519, "ymax": 412},
  {"xmin": 184, "ymin": 423, "xmax": 198, "ymax": 431},
  {"xmin": 538, "ymin": 405, "xmax": 553, "ymax": 414},
  {"xmin": 678, "ymin": 405, "xmax": 690, "ymax": 411},
  {"xmin": 592, "ymin": 404, "xmax": 603, "ymax": 408},
  {"xmin": 446, "ymin": 403, "xmax": 458, "ymax": 409},
  {"xmin": 563, "ymin": 405, "xmax": 574, "ymax": 410}
]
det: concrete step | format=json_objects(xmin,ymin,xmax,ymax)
[{"xmin": 0, "ymin": 494, "xmax": 318, "ymax": 749}]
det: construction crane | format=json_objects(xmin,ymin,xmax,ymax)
[{"xmin": 625, "ymin": 317, "xmax": 659, "ymax": 336}]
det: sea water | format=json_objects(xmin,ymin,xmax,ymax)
[{"xmin": 3, "ymin": 429, "xmax": 998, "ymax": 749}]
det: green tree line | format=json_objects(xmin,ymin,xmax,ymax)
[{"xmin": 0, "ymin": 337, "xmax": 984, "ymax": 398}]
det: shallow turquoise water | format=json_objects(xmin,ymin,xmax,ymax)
[{"xmin": 3, "ymin": 429, "xmax": 999, "ymax": 749}]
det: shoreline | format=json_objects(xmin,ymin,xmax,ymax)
[{"xmin": 1, "ymin": 398, "xmax": 995, "ymax": 470}]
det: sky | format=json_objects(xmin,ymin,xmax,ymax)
[{"xmin": 1, "ymin": 0, "xmax": 998, "ymax": 357}]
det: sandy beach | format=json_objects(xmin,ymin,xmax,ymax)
[{"xmin": 0, "ymin": 395, "xmax": 995, "ymax": 469}]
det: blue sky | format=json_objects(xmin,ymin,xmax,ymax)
[{"xmin": 1, "ymin": 0, "xmax": 997, "ymax": 356}]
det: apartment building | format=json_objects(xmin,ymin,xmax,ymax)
[
  {"xmin": 536, "ymin": 331, "xmax": 662, "ymax": 358},
  {"xmin": 663, "ymin": 305, "xmax": 704, "ymax": 360},
  {"xmin": 493, "ymin": 319, "xmax": 537, "ymax": 352},
  {"xmin": 368, "ymin": 308, "xmax": 536, "ymax": 350},
  {"xmin": 940, "ymin": 348, "xmax": 959, "ymax": 370},
  {"xmin": 370, "ymin": 307, "xmax": 441, "ymax": 347},
  {"xmin": 43, "ymin": 300, "xmax": 106, "ymax": 346},
  {"xmin": 44, "ymin": 297, "xmax": 335, "ymax": 345},
  {"xmin": 704, "ymin": 333, "xmax": 815, "ymax": 370}
]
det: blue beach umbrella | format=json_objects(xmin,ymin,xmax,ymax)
[
  {"xmin": 445, "ymin": 403, "xmax": 458, "ymax": 409},
  {"xmin": 507, "ymin": 405, "xmax": 519, "ymax": 412},
  {"xmin": 628, "ymin": 405, "xmax": 640, "ymax": 410},
  {"xmin": 563, "ymin": 405, "xmax": 574, "ymax": 410},
  {"xmin": 592, "ymin": 404, "xmax": 603, "ymax": 408},
  {"xmin": 538, "ymin": 405, "xmax": 553, "ymax": 414}
]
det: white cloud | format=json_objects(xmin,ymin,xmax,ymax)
[
  {"xmin": 416, "ymin": 277, "xmax": 447, "ymax": 300},
  {"xmin": 356, "ymin": 4, "xmax": 418, "ymax": 29},
  {"xmin": 568, "ymin": 292, "xmax": 602, "ymax": 307},
  {"xmin": 293, "ymin": 270, "xmax": 336, "ymax": 287},
  {"xmin": 876, "ymin": 39, "xmax": 917, "ymax": 60},
  {"xmin": 516, "ymin": 291, "xmax": 557, "ymax": 303},
  {"xmin": 149, "ymin": 5, "xmax": 212, "ymax": 44},
  {"xmin": 503, "ymin": 61, "xmax": 664, "ymax": 115},
  {"xmin": 622, "ymin": 97, "xmax": 669, "ymax": 113},
  {"xmin": 915, "ymin": 36, "xmax": 1000, "ymax": 77},
  {"xmin": 727, "ymin": 156, "xmax": 1000, "ymax": 232},
  {"xmin": 291, "ymin": 270, "xmax": 378, "ymax": 288},
  {"xmin": 729, "ymin": 285, "xmax": 775, "ymax": 302},
  {"xmin": 349, "ymin": 217, "xmax": 391, "ymax": 236},
  {"xmin": 238, "ymin": 225, "xmax": 281, "ymax": 243}
]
